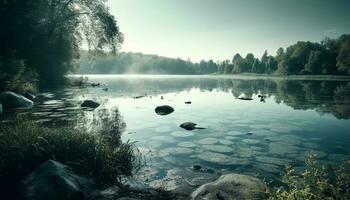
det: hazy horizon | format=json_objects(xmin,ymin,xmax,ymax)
[{"xmin": 108, "ymin": 0, "xmax": 350, "ymax": 61}]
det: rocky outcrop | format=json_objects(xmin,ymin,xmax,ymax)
[
  {"xmin": 191, "ymin": 173, "xmax": 268, "ymax": 200},
  {"xmin": 0, "ymin": 91, "xmax": 34, "ymax": 108},
  {"xmin": 22, "ymin": 160, "xmax": 94, "ymax": 200},
  {"xmin": 155, "ymin": 105, "xmax": 174, "ymax": 115},
  {"xmin": 81, "ymin": 100, "xmax": 100, "ymax": 108}
]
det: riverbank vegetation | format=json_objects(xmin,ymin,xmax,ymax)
[
  {"xmin": 0, "ymin": 0, "xmax": 123, "ymax": 93},
  {"xmin": 269, "ymin": 153, "xmax": 350, "ymax": 200},
  {"xmin": 0, "ymin": 109, "xmax": 140, "ymax": 197}
]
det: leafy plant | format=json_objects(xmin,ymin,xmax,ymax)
[{"xmin": 269, "ymin": 152, "xmax": 350, "ymax": 200}]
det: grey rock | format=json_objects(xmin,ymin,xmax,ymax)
[
  {"xmin": 24, "ymin": 92, "xmax": 36, "ymax": 101},
  {"xmin": 180, "ymin": 122, "xmax": 205, "ymax": 130},
  {"xmin": 22, "ymin": 160, "xmax": 94, "ymax": 200},
  {"xmin": 81, "ymin": 100, "xmax": 100, "ymax": 108},
  {"xmin": 191, "ymin": 173, "xmax": 268, "ymax": 200},
  {"xmin": 237, "ymin": 97, "xmax": 253, "ymax": 101},
  {"xmin": 0, "ymin": 91, "xmax": 34, "ymax": 108},
  {"xmin": 155, "ymin": 105, "xmax": 174, "ymax": 115}
]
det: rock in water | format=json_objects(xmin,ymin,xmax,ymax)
[
  {"xmin": 0, "ymin": 91, "xmax": 34, "ymax": 108},
  {"xmin": 191, "ymin": 173, "xmax": 268, "ymax": 200},
  {"xmin": 24, "ymin": 92, "xmax": 36, "ymax": 101},
  {"xmin": 22, "ymin": 160, "xmax": 94, "ymax": 200},
  {"xmin": 155, "ymin": 105, "xmax": 174, "ymax": 115},
  {"xmin": 237, "ymin": 97, "xmax": 253, "ymax": 101},
  {"xmin": 185, "ymin": 101, "xmax": 191, "ymax": 104},
  {"xmin": 81, "ymin": 100, "xmax": 100, "ymax": 108},
  {"xmin": 180, "ymin": 122, "xmax": 198, "ymax": 130}
]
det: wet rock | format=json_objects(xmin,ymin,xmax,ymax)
[
  {"xmin": 185, "ymin": 101, "xmax": 191, "ymax": 104},
  {"xmin": 192, "ymin": 165, "xmax": 202, "ymax": 171},
  {"xmin": 24, "ymin": 92, "xmax": 36, "ymax": 101},
  {"xmin": 155, "ymin": 105, "xmax": 174, "ymax": 115},
  {"xmin": 0, "ymin": 91, "xmax": 34, "ymax": 108},
  {"xmin": 237, "ymin": 97, "xmax": 253, "ymax": 101},
  {"xmin": 91, "ymin": 82, "xmax": 100, "ymax": 87},
  {"xmin": 81, "ymin": 100, "xmax": 100, "ymax": 108},
  {"xmin": 180, "ymin": 122, "xmax": 205, "ymax": 130},
  {"xmin": 0, "ymin": 102, "xmax": 2, "ymax": 115},
  {"xmin": 191, "ymin": 173, "xmax": 268, "ymax": 200},
  {"xmin": 22, "ymin": 160, "xmax": 94, "ymax": 200},
  {"xmin": 133, "ymin": 95, "xmax": 146, "ymax": 99}
]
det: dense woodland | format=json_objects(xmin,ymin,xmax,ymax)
[
  {"xmin": 79, "ymin": 34, "xmax": 350, "ymax": 76},
  {"xmin": 0, "ymin": 0, "xmax": 123, "ymax": 92}
]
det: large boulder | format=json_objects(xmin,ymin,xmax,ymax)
[
  {"xmin": 81, "ymin": 100, "xmax": 100, "ymax": 109},
  {"xmin": 155, "ymin": 105, "xmax": 174, "ymax": 115},
  {"xmin": 191, "ymin": 173, "xmax": 268, "ymax": 200},
  {"xmin": 22, "ymin": 160, "xmax": 94, "ymax": 200},
  {"xmin": 0, "ymin": 91, "xmax": 34, "ymax": 108}
]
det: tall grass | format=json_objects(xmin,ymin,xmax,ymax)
[{"xmin": 0, "ymin": 109, "xmax": 141, "ymax": 186}]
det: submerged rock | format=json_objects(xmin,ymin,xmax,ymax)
[
  {"xmin": 237, "ymin": 97, "xmax": 253, "ymax": 101},
  {"xmin": 180, "ymin": 122, "xmax": 205, "ymax": 130},
  {"xmin": 81, "ymin": 100, "xmax": 100, "ymax": 108},
  {"xmin": 22, "ymin": 160, "xmax": 94, "ymax": 200},
  {"xmin": 0, "ymin": 91, "xmax": 34, "ymax": 108},
  {"xmin": 191, "ymin": 173, "xmax": 268, "ymax": 200},
  {"xmin": 155, "ymin": 105, "xmax": 174, "ymax": 115}
]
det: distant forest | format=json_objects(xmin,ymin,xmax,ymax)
[{"xmin": 79, "ymin": 34, "xmax": 350, "ymax": 75}]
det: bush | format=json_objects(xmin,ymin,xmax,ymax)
[
  {"xmin": 269, "ymin": 153, "xmax": 350, "ymax": 200},
  {"xmin": 0, "ymin": 110, "xmax": 141, "ymax": 186}
]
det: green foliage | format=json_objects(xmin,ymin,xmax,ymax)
[
  {"xmin": 0, "ymin": 110, "xmax": 140, "ymax": 185},
  {"xmin": 218, "ymin": 34, "xmax": 350, "ymax": 76},
  {"xmin": 269, "ymin": 153, "xmax": 350, "ymax": 200},
  {"xmin": 0, "ymin": 0, "xmax": 123, "ymax": 89}
]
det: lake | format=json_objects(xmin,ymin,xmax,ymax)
[{"xmin": 3, "ymin": 75, "xmax": 350, "ymax": 189}]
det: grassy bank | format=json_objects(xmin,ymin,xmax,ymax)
[{"xmin": 0, "ymin": 109, "xmax": 141, "ymax": 189}]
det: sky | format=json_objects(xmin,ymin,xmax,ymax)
[{"xmin": 108, "ymin": 0, "xmax": 350, "ymax": 62}]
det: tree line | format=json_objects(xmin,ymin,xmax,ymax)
[
  {"xmin": 79, "ymin": 34, "xmax": 350, "ymax": 76},
  {"xmin": 78, "ymin": 51, "xmax": 218, "ymax": 74},
  {"xmin": 217, "ymin": 34, "xmax": 350, "ymax": 75},
  {"xmin": 0, "ymin": 0, "xmax": 122, "ymax": 92}
]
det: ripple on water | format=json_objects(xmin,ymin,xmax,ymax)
[
  {"xmin": 218, "ymin": 139, "xmax": 234, "ymax": 145},
  {"xmin": 197, "ymin": 137, "xmax": 218, "ymax": 145},
  {"xmin": 170, "ymin": 131, "xmax": 195, "ymax": 137},
  {"xmin": 177, "ymin": 141, "xmax": 197, "ymax": 148},
  {"xmin": 161, "ymin": 147, "xmax": 194, "ymax": 155},
  {"xmin": 154, "ymin": 126, "xmax": 172, "ymax": 133},
  {"xmin": 201, "ymin": 145, "xmax": 233, "ymax": 153}
]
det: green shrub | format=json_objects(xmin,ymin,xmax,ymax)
[
  {"xmin": 269, "ymin": 153, "xmax": 350, "ymax": 200},
  {"xmin": 0, "ymin": 110, "xmax": 141, "ymax": 186}
]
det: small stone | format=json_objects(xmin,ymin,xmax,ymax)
[{"xmin": 81, "ymin": 100, "xmax": 100, "ymax": 108}]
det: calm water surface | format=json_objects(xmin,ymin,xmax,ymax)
[{"xmin": 5, "ymin": 75, "xmax": 350, "ymax": 188}]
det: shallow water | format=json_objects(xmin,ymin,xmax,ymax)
[{"xmin": 3, "ymin": 75, "xmax": 350, "ymax": 187}]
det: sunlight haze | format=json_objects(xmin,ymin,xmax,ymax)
[{"xmin": 108, "ymin": 0, "xmax": 350, "ymax": 61}]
